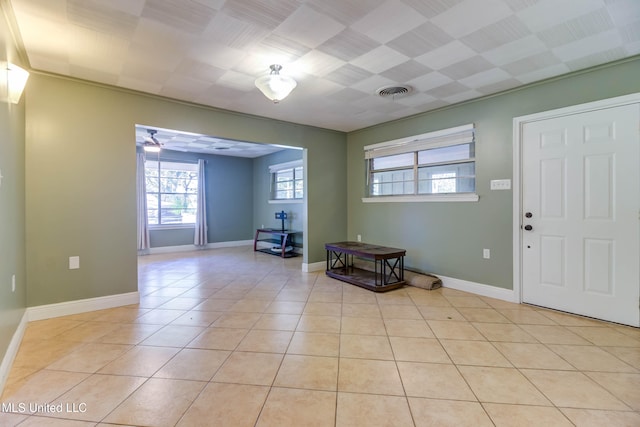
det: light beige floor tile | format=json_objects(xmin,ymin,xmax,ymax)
[
  {"xmin": 287, "ymin": 331, "xmax": 340, "ymax": 357},
  {"xmin": 256, "ymin": 387, "xmax": 336, "ymax": 427},
  {"xmin": 440, "ymin": 340, "xmax": 512, "ymax": 367},
  {"xmin": 15, "ymin": 417, "xmax": 96, "ymax": 426},
  {"xmin": 1, "ymin": 370, "xmax": 89, "ymax": 405},
  {"xmin": 296, "ymin": 315, "xmax": 341, "ymax": 333},
  {"xmin": 445, "ymin": 296, "xmax": 490, "ymax": 308},
  {"xmin": 389, "ymin": 337, "xmax": 451, "ymax": 363},
  {"xmin": 339, "ymin": 358, "xmax": 404, "ymax": 395},
  {"xmin": 342, "ymin": 303, "xmax": 381, "ymax": 318},
  {"xmin": 158, "ymin": 297, "xmax": 205, "ymax": 311},
  {"xmin": 566, "ymin": 326, "xmax": 640, "ymax": 347},
  {"xmin": 228, "ymin": 299, "xmax": 272, "ymax": 313},
  {"xmin": 380, "ymin": 304, "xmax": 422, "ymax": 320},
  {"xmin": 493, "ymin": 342, "xmax": 575, "ymax": 370},
  {"xmin": 519, "ymin": 324, "xmax": 592, "ymax": 345},
  {"xmin": 376, "ymin": 291, "xmax": 413, "ymax": 305},
  {"xmin": 274, "ymin": 291, "xmax": 310, "ymax": 303},
  {"xmin": 418, "ymin": 306, "xmax": 465, "ymax": 321},
  {"xmin": 341, "ymin": 316, "xmax": 386, "ymax": 335},
  {"xmin": 340, "ymin": 334, "xmax": 394, "ymax": 359},
  {"xmin": 192, "ymin": 298, "xmax": 237, "ymax": 311},
  {"xmin": 0, "ymin": 412, "xmax": 28, "ymax": 426},
  {"xmin": 253, "ymin": 313, "xmax": 300, "ymax": 331},
  {"xmin": 548, "ymin": 344, "xmax": 637, "ymax": 372},
  {"xmin": 308, "ymin": 291, "xmax": 342, "ymax": 303},
  {"xmin": 95, "ymin": 323, "xmax": 163, "ymax": 345},
  {"xmin": 54, "ymin": 322, "xmax": 121, "ymax": 342},
  {"xmin": 103, "ymin": 378, "xmax": 205, "ymax": 427},
  {"xmin": 153, "ymin": 348, "xmax": 230, "ymax": 381},
  {"xmin": 187, "ymin": 327, "xmax": 248, "ymax": 350},
  {"xmin": 538, "ymin": 310, "xmax": 604, "ymax": 326},
  {"xmin": 472, "ymin": 322, "xmax": 538, "ymax": 342},
  {"xmin": 176, "ymin": 382, "xmax": 269, "ymax": 427},
  {"xmin": 411, "ymin": 295, "xmax": 452, "ymax": 307},
  {"xmin": 336, "ymin": 393, "xmax": 414, "ymax": 427},
  {"xmin": 483, "ymin": 403, "xmax": 573, "ymax": 427},
  {"xmin": 603, "ymin": 346, "xmax": 640, "ymax": 370},
  {"xmin": 384, "ymin": 319, "xmax": 434, "ymax": 338},
  {"xmin": 274, "ymin": 354, "xmax": 338, "ymax": 391},
  {"xmin": 458, "ymin": 366, "xmax": 551, "ymax": 405},
  {"xmin": 408, "ymin": 398, "xmax": 493, "ymax": 427},
  {"xmin": 342, "ymin": 291, "xmax": 377, "ymax": 304},
  {"xmin": 304, "ymin": 302, "xmax": 343, "ymax": 317},
  {"xmin": 521, "ymin": 369, "xmax": 630, "ymax": 410},
  {"xmin": 134, "ymin": 309, "xmax": 187, "ymax": 324},
  {"xmin": 212, "ymin": 312, "xmax": 261, "ymax": 329},
  {"xmin": 586, "ymin": 372, "xmax": 640, "ymax": 411},
  {"xmin": 498, "ymin": 309, "xmax": 558, "ymax": 325},
  {"xmin": 457, "ymin": 308, "xmax": 510, "ymax": 323},
  {"xmin": 560, "ymin": 408, "xmax": 640, "ymax": 427},
  {"xmin": 98, "ymin": 345, "xmax": 179, "ymax": 376},
  {"xmin": 397, "ymin": 362, "xmax": 476, "ymax": 400},
  {"xmin": 213, "ymin": 351, "xmax": 283, "ymax": 386},
  {"xmin": 22, "ymin": 319, "xmax": 84, "ymax": 342},
  {"xmin": 48, "ymin": 374, "xmax": 146, "ymax": 421},
  {"xmin": 46, "ymin": 343, "xmax": 132, "ymax": 373},
  {"xmin": 170, "ymin": 309, "xmax": 223, "ymax": 327},
  {"xmin": 427, "ymin": 320, "xmax": 485, "ymax": 340},
  {"xmin": 236, "ymin": 329, "xmax": 293, "ymax": 353},
  {"xmin": 140, "ymin": 324, "xmax": 205, "ymax": 347}
]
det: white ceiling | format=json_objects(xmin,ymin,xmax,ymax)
[{"xmin": 8, "ymin": 0, "xmax": 640, "ymax": 133}]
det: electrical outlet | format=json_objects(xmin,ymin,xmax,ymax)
[
  {"xmin": 483, "ymin": 249, "xmax": 490, "ymax": 259},
  {"xmin": 490, "ymin": 179, "xmax": 511, "ymax": 190},
  {"xmin": 69, "ymin": 256, "xmax": 80, "ymax": 269},
  {"xmin": 357, "ymin": 234, "xmax": 362, "ymax": 242},
  {"xmin": 11, "ymin": 274, "xmax": 15, "ymax": 292}
]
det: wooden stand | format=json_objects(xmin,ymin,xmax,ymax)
[{"xmin": 325, "ymin": 241, "xmax": 405, "ymax": 292}]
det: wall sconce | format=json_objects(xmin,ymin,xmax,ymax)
[{"xmin": 6, "ymin": 63, "xmax": 29, "ymax": 104}]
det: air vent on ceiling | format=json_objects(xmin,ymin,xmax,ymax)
[{"xmin": 376, "ymin": 85, "xmax": 412, "ymax": 98}]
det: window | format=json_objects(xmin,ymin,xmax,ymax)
[
  {"xmin": 364, "ymin": 124, "xmax": 477, "ymax": 202},
  {"xmin": 145, "ymin": 160, "xmax": 199, "ymax": 225},
  {"xmin": 270, "ymin": 160, "xmax": 303, "ymax": 201}
]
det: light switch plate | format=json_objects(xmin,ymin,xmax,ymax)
[
  {"xmin": 490, "ymin": 179, "xmax": 511, "ymax": 190},
  {"xmin": 69, "ymin": 256, "xmax": 80, "ymax": 269}
]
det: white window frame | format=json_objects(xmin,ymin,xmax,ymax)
[
  {"xmin": 269, "ymin": 160, "xmax": 303, "ymax": 204},
  {"xmin": 363, "ymin": 123, "xmax": 478, "ymax": 203},
  {"xmin": 145, "ymin": 160, "xmax": 199, "ymax": 228}
]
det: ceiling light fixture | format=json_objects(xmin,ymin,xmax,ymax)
[
  {"xmin": 143, "ymin": 129, "xmax": 162, "ymax": 152},
  {"xmin": 254, "ymin": 64, "xmax": 297, "ymax": 103}
]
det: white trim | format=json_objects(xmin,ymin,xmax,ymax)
[
  {"xmin": 269, "ymin": 159, "xmax": 303, "ymax": 173},
  {"xmin": 362, "ymin": 193, "xmax": 478, "ymax": 203},
  {"xmin": 0, "ymin": 310, "xmax": 28, "ymax": 395},
  {"xmin": 268, "ymin": 199, "xmax": 303, "ymax": 204},
  {"xmin": 146, "ymin": 240, "xmax": 252, "ymax": 254},
  {"xmin": 439, "ymin": 275, "xmax": 517, "ymax": 303},
  {"xmin": 512, "ymin": 92, "xmax": 640, "ymax": 306},
  {"xmin": 302, "ymin": 261, "xmax": 325, "ymax": 273},
  {"xmin": 27, "ymin": 292, "xmax": 140, "ymax": 322},
  {"xmin": 364, "ymin": 123, "xmax": 474, "ymax": 152}
]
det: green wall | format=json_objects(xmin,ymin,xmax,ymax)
[
  {"xmin": 253, "ymin": 148, "xmax": 304, "ymax": 234},
  {"xmin": 25, "ymin": 73, "xmax": 346, "ymax": 306},
  {"xmin": 144, "ymin": 149, "xmax": 254, "ymax": 248},
  {"xmin": 347, "ymin": 57, "xmax": 640, "ymax": 290},
  {"xmin": 0, "ymin": 2, "xmax": 27, "ymax": 385}
]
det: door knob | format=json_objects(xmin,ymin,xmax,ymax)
[
  {"xmin": 525, "ymin": 212, "xmax": 533, "ymax": 218},
  {"xmin": 524, "ymin": 225, "xmax": 533, "ymax": 231}
]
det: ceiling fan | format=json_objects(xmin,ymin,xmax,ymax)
[{"xmin": 143, "ymin": 129, "xmax": 162, "ymax": 152}]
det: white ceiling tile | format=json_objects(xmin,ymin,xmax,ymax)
[
  {"xmin": 443, "ymin": 89, "xmax": 483, "ymax": 104},
  {"xmin": 351, "ymin": 0, "xmax": 428, "ymax": 44},
  {"xmin": 387, "ymin": 21, "xmax": 453, "ymax": 57},
  {"xmin": 350, "ymin": 74, "xmax": 397, "ymax": 95},
  {"xmin": 402, "ymin": 0, "xmax": 466, "ymax": 19},
  {"xmin": 118, "ymin": 75, "xmax": 163, "ymax": 94},
  {"xmin": 483, "ymin": 34, "xmax": 547, "ymax": 65},
  {"xmin": 216, "ymin": 70, "xmax": 255, "ymax": 91},
  {"xmin": 202, "ymin": 12, "xmax": 270, "ymax": 49},
  {"xmin": 306, "ymin": 0, "xmax": 386, "ymax": 25},
  {"xmin": 407, "ymin": 71, "xmax": 454, "ymax": 91},
  {"xmin": 291, "ymin": 50, "xmax": 346, "ymax": 77},
  {"xmin": 317, "ymin": 28, "xmax": 380, "ymax": 61},
  {"xmin": 605, "ymin": 0, "xmax": 640, "ymax": 26},
  {"xmin": 274, "ymin": 5, "xmax": 345, "ymax": 48},
  {"xmin": 191, "ymin": 40, "xmax": 246, "ymax": 69},
  {"xmin": 395, "ymin": 92, "xmax": 438, "ymax": 108},
  {"xmin": 552, "ymin": 29, "xmax": 622, "ymax": 61},
  {"xmin": 537, "ymin": 8, "xmax": 614, "ymax": 48},
  {"xmin": 517, "ymin": 0, "xmax": 605, "ymax": 32},
  {"xmin": 381, "ymin": 60, "xmax": 432, "ymax": 82},
  {"xmin": 431, "ymin": 0, "xmax": 513, "ymax": 38},
  {"xmin": 459, "ymin": 68, "xmax": 512, "ymax": 88},
  {"xmin": 350, "ymin": 45, "xmax": 410, "ymax": 74},
  {"xmin": 516, "ymin": 63, "xmax": 571, "ymax": 84},
  {"xmin": 415, "ymin": 40, "xmax": 477, "ymax": 69}
]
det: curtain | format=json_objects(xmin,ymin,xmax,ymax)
[
  {"xmin": 194, "ymin": 159, "xmax": 208, "ymax": 246},
  {"xmin": 136, "ymin": 152, "xmax": 150, "ymax": 251}
]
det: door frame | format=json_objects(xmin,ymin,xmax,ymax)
[{"xmin": 512, "ymin": 92, "xmax": 640, "ymax": 305}]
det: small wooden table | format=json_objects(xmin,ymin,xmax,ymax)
[{"xmin": 325, "ymin": 241, "xmax": 405, "ymax": 292}]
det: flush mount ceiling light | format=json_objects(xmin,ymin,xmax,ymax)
[
  {"xmin": 254, "ymin": 64, "xmax": 297, "ymax": 103},
  {"xmin": 143, "ymin": 129, "xmax": 162, "ymax": 152}
]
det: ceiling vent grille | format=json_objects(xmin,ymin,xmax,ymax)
[{"xmin": 376, "ymin": 85, "xmax": 412, "ymax": 98}]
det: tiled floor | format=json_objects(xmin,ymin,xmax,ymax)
[{"xmin": 2, "ymin": 247, "xmax": 640, "ymax": 426}]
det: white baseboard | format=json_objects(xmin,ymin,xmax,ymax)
[
  {"xmin": 0, "ymin": 310, "xmax": 28, "ymax": 396},
  {"xmin": 438, "ymin": 275, "xmax": 517, "ymax": 302},
  {"xmin": 27, "ymin": 291, "xmax": 140, "ymax": 322},
  {"xmin": 146, "ymin": 240, "xmax": 252, "ymax": 254},
  {"xmin": 302, "ymin": 261, "xmax": 325, "ymax": 273}
]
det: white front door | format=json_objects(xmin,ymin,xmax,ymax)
[{"xmin": 521, "ymin": 102, "xmax": 640, "ymax": 326}]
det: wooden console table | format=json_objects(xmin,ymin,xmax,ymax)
[
  {"xmin": 254, "ymin": 228, "xmax": 300, "ymax": 258},
  {"xmin": 325, "ymin": 241, "xmax": 405, "ymax": 292}
]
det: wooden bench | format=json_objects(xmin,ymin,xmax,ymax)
[{"xmin": 325, "ymin": 241, "xmax": 405, "ymax": 292}]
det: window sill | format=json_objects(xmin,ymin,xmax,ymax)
[
  {"xmin": 362, "ymin": 194, "xmax": 479, "ymax": 203},
  {"xmin": 149, "ymin": 224, "xmax": 195, "ymax": 230},
  {"xmin": 268, "ymin": 199, "xmax": 303, "ymax": 204}
]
